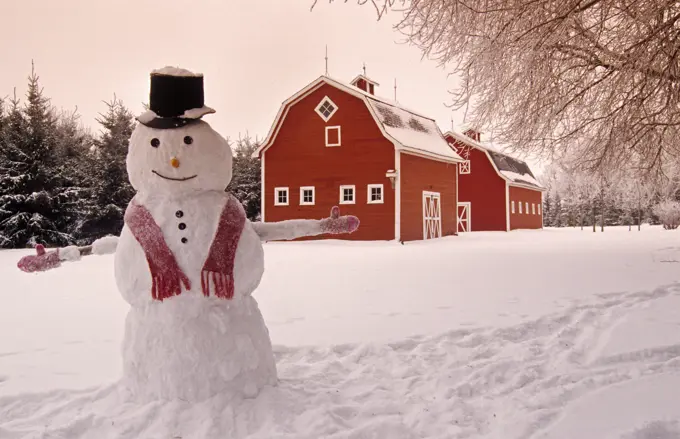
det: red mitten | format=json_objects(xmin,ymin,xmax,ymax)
[
  {"xmin": 320, "ymin": 206, "xmax": 360, "ymax": 234},
  {"xmin": 17, "ymin": 244, "xmax": 62, "ymax": 273}
]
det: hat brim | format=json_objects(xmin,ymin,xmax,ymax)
[{"xmin": 136, "ymin": 106, "xmax": 216, "ymax": 129}]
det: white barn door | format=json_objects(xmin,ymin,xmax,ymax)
[
  {"xmin": 457, "ymin": 202, "xmax": 471, "ymax": 233},
  {"xmin": 422, "ymin": 191, "xmax": 442, "ymax": 239}
]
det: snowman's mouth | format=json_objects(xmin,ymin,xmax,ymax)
[{"xmin": 152, "ymin": 170, "xmax": 198, "ymax": 181}]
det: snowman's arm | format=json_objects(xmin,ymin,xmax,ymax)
[
  {"xmin": 17, "ymin": 235, "xmax": 119, "ymax": 273},
  {"xmin": 250, "ymin": 219, "xmax": 325, "ymax": 242},
  {"xmin": 250, "ymin": 206, "xmax": 359, "ymax": 242}
]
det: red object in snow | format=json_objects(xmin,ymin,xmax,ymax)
[
  {"xmin": 320, "ymin": 206, "xmax": 359, "ymax": 235},
  {"xmin": 17, "ymin": 244, "xmax": 62, "ymax": 273}
]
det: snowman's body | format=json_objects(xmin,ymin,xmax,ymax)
[{"xmin": 115, "ymin": 190, "xmax": 275, "ymax": 402}]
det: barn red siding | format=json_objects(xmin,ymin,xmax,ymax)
[
  {"xmin": 509, "ymin": 186, "xmax": 543, "ymax": 230},
  {"xmin": 446, "ymin": 136, "xmax": 507, "ymax": 232},
  {"xmin": 399, "ymin": 152, "xmax": 458, "ymax": 242},
  {"xmin": 263, "ymin": 83, "xmax": 395, "ymax": 241}
]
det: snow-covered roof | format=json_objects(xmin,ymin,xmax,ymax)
[
  {"xmin": 367, "ymin": 99, "xmax": 460, "ymax": 162},
  {"xmin": 443, "ymin": 130, "xmax": 545, "ymax": 190},
  {"xmin": 255, "ymin": 75, "xmax": 463, "ymax": 164},
  {"xmin": 151, "ymin": 66, "xmax": 203, "ymax": 77}
]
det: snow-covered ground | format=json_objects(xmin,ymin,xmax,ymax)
[{"xmin": 2, "ymin": 225, "xmax": 680, "ymax": 438}]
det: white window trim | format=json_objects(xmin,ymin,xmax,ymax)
[
  {"xmin": 325, "ymin": 126, "xmax": 341, "ymax": 147},
  {"xmin": 519, "ymin": 202, "xmax": 523, "ymax": 214},
  {"xmin": 315, "ymin": 96, "xmax": 338, "ymax": 122},
  {"xmin": 538, "ymin": 204, "xmax": 542, "ymax": 215},
  {"xmin": 274, "ymin": 187, "xmax": 289, "ymax": 206},
  {"xmin": 339, "ymin": 185, "xmax": 356, "ymax": 204},
  {"xmin": 532, "ymin": 203, "xmax": 536, "ymax": 215},
  {"xmin": 511, "ymin": 200, "xmax": 515, "ymax": 214},
  {"xmin": 459, "ymin": 160, "xmax": 471, "ymax": 175},
  {"xmin": 300, "ymin": 186, "xmax": 315, "ymax": 206},
  {"xmin": 367, "ymin": 184, "xmax": 384, "ymax": 204},
  {"xmin": 525, "ymin": 202, "xmax": 529, "ymax": 215}
]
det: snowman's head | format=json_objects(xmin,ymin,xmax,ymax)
[{"xmin": 127, "ymin": 120, "xmax": 233, "ymax": 196}]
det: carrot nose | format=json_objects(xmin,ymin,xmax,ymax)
[{"xmin": 170, "ymin": 157, "xmax": 180, "ymax": 168}]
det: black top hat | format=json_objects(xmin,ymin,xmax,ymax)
[{"xmin": 136, "ymin": 67, "xmax": 215, "ymax": 129}]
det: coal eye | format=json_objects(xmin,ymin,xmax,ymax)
[
  {"xmin": 150, "ymin": 138, "xmax": 160, "ymax": 148},
  {"xmin": 183, "ymin": 136, "xmax": 193, "ymax": 145}
]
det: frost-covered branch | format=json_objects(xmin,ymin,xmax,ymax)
[{"xmin": 318, "ymin": 0, "xmax": 680, "ymax": 174}]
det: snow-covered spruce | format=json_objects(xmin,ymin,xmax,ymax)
[{"xmin": 16, "ymin": 67, "xmax": 359, "ymax": 402}]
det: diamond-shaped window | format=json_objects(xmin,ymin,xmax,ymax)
[{"xmin": 315, "ymin": 96, "xmax": 338, "ymax": 122}]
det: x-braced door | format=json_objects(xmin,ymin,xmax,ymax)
[
  {"xmin": 457, "ymin": 202, "xmax": 471, "ymax": 233},
  {"xmin": 423, "ymin": 191, "xmax": 442, "ymax": 239}
]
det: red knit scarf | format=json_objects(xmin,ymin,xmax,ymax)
[{"xmin": 124, "ymin": 195, "xmax": 245, "ymax": 301}]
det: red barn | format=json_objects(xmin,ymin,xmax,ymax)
[
  {"xmin": 443, "ymin": 129, "xmax": 545, "ymax": 232},
  {"xmin": 254, "ymin": 74, "xmax": 464, "ymax": 242}
]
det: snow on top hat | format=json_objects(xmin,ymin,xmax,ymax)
[{"xmin": 136, "ymin": 66, "xmax": 216, "ymax": 129}]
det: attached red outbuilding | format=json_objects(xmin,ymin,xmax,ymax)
[
  {"xmin": 444, "ymin": 129, "xmax": 546, "ymax": 232},
  {"xmin": 254, "ymin": 74, "xmax": 464, "ymax": 242}
]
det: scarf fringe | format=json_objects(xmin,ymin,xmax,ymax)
[
  {"xmin": 201, "ymin": 270, "xmax": 234, "ymax": 300},
  {"xmin": 152, "ymin": 274, "xmax": 186, "ymax": 301}
]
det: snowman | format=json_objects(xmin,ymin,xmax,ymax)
[{"xmin": 17, "ymin": 67, "xmax": 359, "ymax": 402}]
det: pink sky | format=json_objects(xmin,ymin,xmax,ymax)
[{"xmin": 1, "ymin": 0, "xmax": 541, "ymax": 171}]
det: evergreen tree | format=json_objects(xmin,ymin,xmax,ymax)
[
  {"xmin": 52, "ymin": 108, "xmax": 95, "ymax": 238},
  {"xmin": 227, "ymin": 134, "xmax": 261, "ymax": 221},
  {"xmin": 0, "ymin": 65, "xmax": 73, "ymax": 248},
  {"xmin": 543, "ymin": 191, "xmax": 552, "ymax": 227},
  {"xmin": 74, "ymin": 96, "xmax": 135, "ymax": 242},
  {"xmin": 552, "ymin": 193, "xmax": 562, "ymax": 227}
]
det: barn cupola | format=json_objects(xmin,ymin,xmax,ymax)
[
  {"xmin": 350, "ymin": 74, "xmax": 379, "ymax": 95},
  {"xmin": 463, "ymin": 127, "xmax": 482, "ymax": 142}
]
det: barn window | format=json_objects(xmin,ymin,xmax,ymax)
[
  {"xmin": 300, "ymin": 186, "xmax": 315, "ymax": 205},
  {"xmin": 532, "ymin": 203, "xmax": 536, "ymax": 215},
  {"xmin": 274, "ymin": 187, "xmax": 289, "ymax": 206},
  {"xmin": 325, "ymin": 126, "xmax": 341, "ymax": 147},
  {"xmin": 525, "ymin": 202, "xmax": 529, "ymax": 214},
  {"xmin": 511, "ymin": 200, "xmax": 515, "ymax": 214},
  {"xmin": 367, "ymin": 184, "xmax": 384, "ymax": 204},
  {"xmin": 339, "ymin": 185, "xmax": 355, "ymax": 204},
  {"xmin": 315, "ymin": 96, "xmax": 338, "ymax": 122},
  {"xmin": 539, "ymin": 204, "xmax": 542, "ymax": 215},
  {"xmin": 459, "ymin": 160, "xmax": 471, "ymax": 174},
  {"xmin": 519, "ymin": 202, "xmax": 522, "ymax": 214}
]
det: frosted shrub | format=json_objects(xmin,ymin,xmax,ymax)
[{"xmin": 653, "ymin": 200, "xmax": 680, "ymax": 230}]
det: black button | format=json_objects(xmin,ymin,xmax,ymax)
[
  {"xmin": 181, "ymin": 237, "xmax": 188, "ymax": 244},
  {"xmin": 183, "ymin": 136, "xmax": 193, "ymax": 145},
  {"xmin": 176, "ymin": 210, "xmax": 183, "ymax": 218},
  {"xmin": 150, "ymin": 138, "xmax": 160, "ymax": 148},
  {"xmin": 178, "ymin": 223, "xmax": 186, "ymax": 230}
]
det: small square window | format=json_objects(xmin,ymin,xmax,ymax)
[
  {"xmin": 367, "ymin": 184, "xmax": 384, "ymax": 204},
  {"xmin": 300, "ymin": 186, "xmax": 315, "ymax": 205},
  {"xmin": 315, "ymin": 96, "xmax": 338, "ymax": 122},
  {"xmin": 326, "ymin": 126, "xmax": 341, "ymax": 147},
  {"xmin": 274, "ymin": 187, "xmax": 289, "ymax": 206},
  {"xmin": 511, "ymin": 200, "xmax": 515, "ymax": 214},
  {"xmin": 339, "ymin": 185, "xmax": 355, "ymax": 204},
  {"xmin": 525, "ymin": 202, "xmax": 529, "ymax": 214},
  {"xmin": 459, "ymin": 160, "xmax": 471, "ymax": 174}
]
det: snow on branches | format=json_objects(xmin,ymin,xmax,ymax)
[
  {"xmin": 653, "ymin": 200, "xmax": 680, "ymax": 230},
  {"xmin": 318, "ymin": 0, "xmax": 680, "ymax": 174}
]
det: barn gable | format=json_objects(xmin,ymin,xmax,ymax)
[
  {"xmin": 255, "ymin": 76, "xmax": 463, "ymax": 164},
  {"xmin": 443, "ymin": 130, "xmax": 545, "ymax": 191}
]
